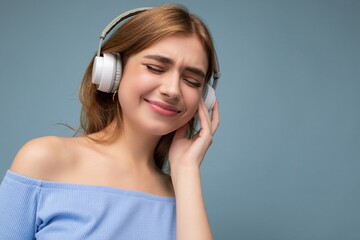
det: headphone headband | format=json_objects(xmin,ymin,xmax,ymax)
[
  {"xmin": 212, "ymin": 50, "xmax": 221, "ymax": 90},
  {"xmin": 96, "ymin": 7, "xmax": 152, "ymax": 57}
]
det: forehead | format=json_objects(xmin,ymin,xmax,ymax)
[{"xmin": 136, "ymin": 34, "xmax": 208, "ymax": 70}]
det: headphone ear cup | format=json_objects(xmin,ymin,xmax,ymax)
[
  {"xmin": 110, "ymin": 53, "xmax": 122, "ymax": 93},
  {"xmin": 92, "ymin": 53, "xmax": 122, "ymax": 93},
  {"xmin": 203, "ymin": 83, "xmax": 216, "ymax": 111}
]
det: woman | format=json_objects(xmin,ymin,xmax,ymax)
[{"xmin": 0, "ymin": 5, "xmax": 219, "ymax": 240}]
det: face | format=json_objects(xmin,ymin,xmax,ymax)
[{"xmin": 118, "ymin": 34, "xmax": 208, "ymax": 136}]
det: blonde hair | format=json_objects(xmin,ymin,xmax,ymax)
[{"xmin": 79, "ymin": 4, "xmax": 216, "ymax": 171}]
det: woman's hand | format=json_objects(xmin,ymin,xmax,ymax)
[
  {"xmin": 169, "ymin": 98, "xmax": 219, "ymax": 240},
  {"xmin": 169, "ymin": 98, "xmax": 220, "ymax": 170}
]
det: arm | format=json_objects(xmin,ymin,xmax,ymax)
[
  {"xmin": 169, "ymin": 99, "xmax": 219, "ymax": 240},
  {"xmin": 0, "ymin": 172, "xmax": 39, "ymax": 239}
]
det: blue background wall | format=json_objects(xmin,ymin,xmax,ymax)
[{"xmin": 1, "ymin": 0, "xmax": 359, "ymax": 239}]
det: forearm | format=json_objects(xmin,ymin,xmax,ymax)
[{"xmin": 172, "ymin": 166, "xmax": 213, "ymax": 240}]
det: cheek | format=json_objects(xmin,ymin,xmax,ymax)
[
  {"xmin": 183, "ymin": 90, "xmax": 202, "ymax": 115},
  {"xmin": 119, "ymin": 66, "xmax": 155, "ymax": 98}
]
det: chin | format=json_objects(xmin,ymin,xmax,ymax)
[
  {"xmin": 143, "ymin": 120, "xmax": 185, "ymax": 136},
  {"xmin": 146, "ymin": 125, "xmax": 178, "ymax": 136}
]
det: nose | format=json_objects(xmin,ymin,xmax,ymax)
[{"xmin": 159, "ymin": 73, "xmax": 181, "ymax": 100}]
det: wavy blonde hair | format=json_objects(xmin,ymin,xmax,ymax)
[{"xmin": 79, "ymin": 4, "xmax": 216, "ymax": 171}]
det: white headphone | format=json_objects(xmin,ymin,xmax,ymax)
[{"xmin": 92, "ymin": 7, "xmax": 220, "ymax": 111}]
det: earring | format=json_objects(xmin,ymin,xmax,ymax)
[{"xmin": 112, "ymin": 90, "xmax": 118, "ymax": 102}]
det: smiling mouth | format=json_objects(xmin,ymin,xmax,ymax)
[{"xmin": 145, "ymin": 99, "xmax": 181, "ymax": 117}]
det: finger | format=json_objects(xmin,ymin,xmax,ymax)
[
  {"xmin": 197, "ymin": 99, "xmax": 212, "ymax": 136},
  {"xmin": 210, "ymin": 99, "xmax": 220, "ymax": 135}
]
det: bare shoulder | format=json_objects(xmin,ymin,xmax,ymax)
[{"xmin": 10, "ymin": 136, "xmax": 78, "ymax": 180}]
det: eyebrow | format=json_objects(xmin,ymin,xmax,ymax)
[{"xmin": 144, "ymin": 54, "xmax": 206, "ymax": 79}]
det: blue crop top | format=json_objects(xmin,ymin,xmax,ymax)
[{"xmin": 0, "ymin": 170, "xmax": 176, "ymax": 239}]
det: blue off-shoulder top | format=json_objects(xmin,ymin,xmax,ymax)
[{"xmin": 0, "ymin": 170, "xmax": 176, "ymax": 240}]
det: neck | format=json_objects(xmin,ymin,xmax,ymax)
[{"xmin": 92, "ymin": 120, "xmax": 162, "ymax": 171}]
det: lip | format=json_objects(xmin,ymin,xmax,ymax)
[{"xmin": 145, "ymin": 99, "xmax": 181, "ymax": 117}]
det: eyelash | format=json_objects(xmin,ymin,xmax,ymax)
[
  {"xmin": 146, "ymin": 64, "xmax": 164, "ymax": 74},
  {"xmin": 145, "ymin": 64, "xmax": 202, "ymax": 88},
  {"xmin": 185, "ymin": 79, "xmax": 202, "ymax": 88}
]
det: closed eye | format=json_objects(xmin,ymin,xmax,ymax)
[
  {"xmin": 145, "ymin": 64, "xmax": 164, "ymax": 74},
  {"xmin": 184, "ymin": 78, "xmax": 202, "ymax": 88}
]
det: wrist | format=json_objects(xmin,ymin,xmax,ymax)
[{"xmin": 171, "ymin": 165, "xmax": 201, "ymax": 188}]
